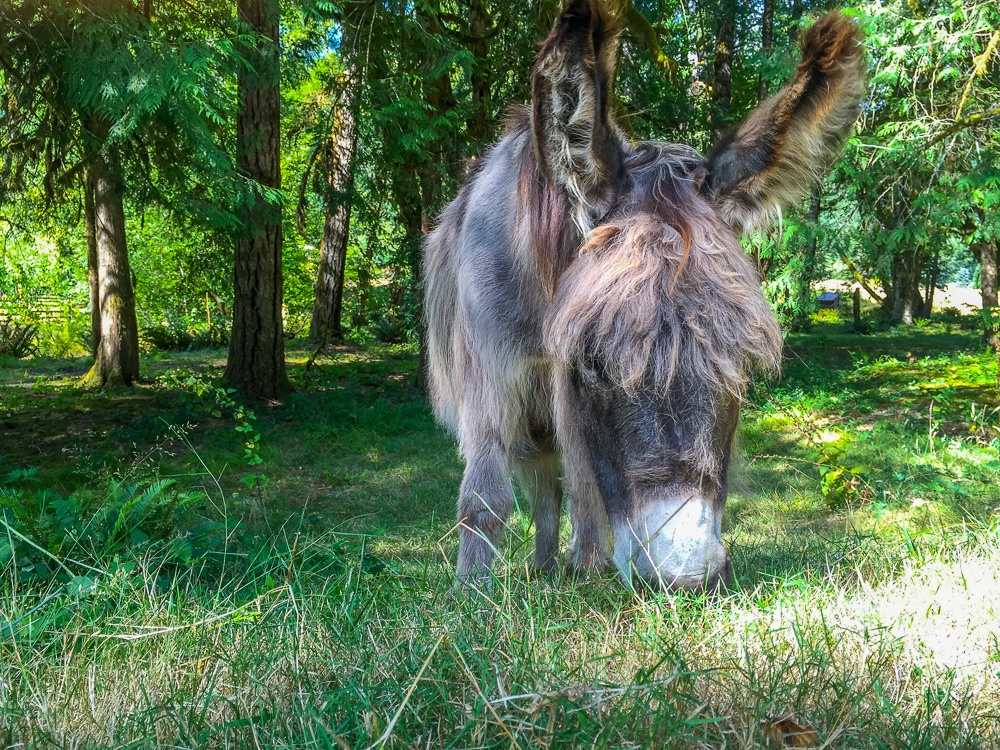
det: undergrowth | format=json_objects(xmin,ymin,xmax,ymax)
[{"xmin": 1, "ymin": 322, "xmax": 999, "ymax": 747}]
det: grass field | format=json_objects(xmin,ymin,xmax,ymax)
[{"xmin": 1, "ymin": 319, "xmax": 999, "ymax": 748}]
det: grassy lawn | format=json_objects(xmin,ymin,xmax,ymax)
[{"xmin": 1, "ymin": 320, "xmax": 999, "ymax": 748}]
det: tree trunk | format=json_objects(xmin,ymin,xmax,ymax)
[
  {"xmin": 353, "ymin": 207, "xmax": 380, "ymax": 329},
  {"xmin": 975, "ymin": 237, "xmax": 999, "ymax": 363},
  {"xmin": 84, "ymin": 166, "xmax": 101, "ymax": 357},
  {"xmin": 467, "ymin": 0, "xmax": 493, "ymax": 147},
  {"xmin": 757, "ymin": 0, "xmax": 774, "ymax": 104},
  {"xmin": 225, "ymin": 0, "xmax": 289, "ymax": 400},
  {"xmin": 792, "ymin": 189, "xmax": 820, "ymax": 330},
  {"xmin": 888, "ymin": 249, "xmax": 924, "ymax": 326},
  {"xmin": 788, "ymin": 0, "xmax": 803, "ymax": 44},
  {"xmin": 891, "ymin": 255, "xmax": 904, "ymax": 323},
  {"xmin": 391, "ymin": 164, "xmax": 425, "ymax": 386},
  {"xmin": 712, "ymin": 1, "xmax": 735, "ymax": 135},
  {"xmin": 977, "ymin": 237, "xmax": 998, "ymax": 311},
  {"xmin": 901, "ymin": 298, "xmax": 917, "ymax": 325},
  {"xmin": 920, "ymin": 250, "xmax": 939, "ymax": 318},
  {"xmin": 81, "ymin": 125, "xmax": 140, "ymax": 387},
  {"xmin": 308, "ymin": 71, "xmax": 358, "ymax": 347}
]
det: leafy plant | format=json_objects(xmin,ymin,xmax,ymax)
[
  {"xmin": 0, "ymin": 467, "xmax": 214, "ymax": 585},
  {"xmin": 159, "ymin": 370, "xmax": 268, "ymax": 493},
  {"xmin": 372, "ymin": 312, "xmax": 412, "ymax": 344},
  {"xmin": 141, "ymin": 321, "xmax": 230, "ymax": 351},
  {"xmin": 0, "ymin": 322, "xmax": 38, "ymax": 358},
  {"xmin": 812, "ymin": 436, "xmax": 871, "ymax": 508}
]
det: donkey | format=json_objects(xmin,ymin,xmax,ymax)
[{"xmin": 423, "ymin": 0, "xmax": 865, "ymax": 591}]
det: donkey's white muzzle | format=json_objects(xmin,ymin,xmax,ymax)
[{"xmin": 612, "ymin": 492, "xmax": 731, "ymax": 592}]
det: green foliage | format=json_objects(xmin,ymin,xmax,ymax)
[
  {"xmin": 159, "ymin": 370, "xmax": 270, "ymax": 494},
  {"xmin": 0, "ymin": 467, "xmax": 211, "ymax": 585},
  {"xmin": 141, "ymin": 321, "xmax": 230, "ymax": 352},
  {"xmin": 0, "ymin": 322, "xmax": 38, "ymax": 358},
  {"xmin": 3, "ymin": 0, "xmax": 997, "ymax": 347}
]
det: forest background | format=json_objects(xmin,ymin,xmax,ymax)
[{"xmin": 1, "ymin": 0, "xmax": 997, "ymax": 390}]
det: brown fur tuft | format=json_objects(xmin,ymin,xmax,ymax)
[
  {"xmin": 531, "ymin": 0, "xmax": 625, "ymax": 236},
  {"xmin": 508, "ymin": 108, "xmax": 577, "ymax": 298}
]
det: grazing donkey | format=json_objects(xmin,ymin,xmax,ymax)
[{"xmin": 424, "ymin": 0, "xmax": 865, "ymax": 590}]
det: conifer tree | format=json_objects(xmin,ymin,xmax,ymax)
[{"xmin": 224, "ymin": 0, "xmax": 290, "ymax": 399}]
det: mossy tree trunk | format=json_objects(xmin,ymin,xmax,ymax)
[
  {"xmin": 225, "ymin": 0, "xmax": 290, "ymax": 400},
  {"xmin": 81, "ymin": 123, "xmax": 140, "ymax": 387},
  {"xmin": 84, "ymin": 165, "xmax": 101, "ymax": 357},
  {"xmin": 974, "ymin": 237, "xmax": 1000, "ymax": 382},
  {"xmin": 976, "ymin": 237, "xmax": 998, "ymax": 313},
  {"xmin": 887, "ymin": 247, "xmax": 926, "ymax": 326}
]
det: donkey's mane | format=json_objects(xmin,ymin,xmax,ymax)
[{"xmin": 545, "ymin": 143, "xmax": 783, "ymax": 405}]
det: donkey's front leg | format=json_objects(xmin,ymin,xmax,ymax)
[
  {"xmin": 456, "ymin": 442, "xmax": 515, "ymax": 582},
  {"xmin": 566, "ymin": 483, "xmax": 612, "ymax": 577}
]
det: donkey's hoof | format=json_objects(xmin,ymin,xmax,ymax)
[{"xmin": 565, "ymin": 551, "xmax": 613, "ymax": 579}]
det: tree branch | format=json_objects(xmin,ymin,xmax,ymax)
[
  {"xmin": 924, "ymin": 106, "xmax": 1000, "ymax": 151},
  {"xmin": 839, "ymin": 251, "xmax": 885, "ymax": 304},
  {"xmin": 956, "ymin": 27, "xmax": 1000, "ymax": 120},
  {"xmin": 612, "ymin": 0, "xmax": 678, "ymax": 82}
]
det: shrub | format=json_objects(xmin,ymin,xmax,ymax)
[
  {"xmin": 373, "ymin": 313, "xmax": 411, "ymax": 344},
  {"xmin": 141, "ymin": 321, "xmax": 230, "ymax": 351},
  {"xmin": 0, "ymin": 466, "xmax": 225, "ymax": 586},
  {"xmin": 0, "ymin": 322, "xmax": 38, "ymax": 358}
]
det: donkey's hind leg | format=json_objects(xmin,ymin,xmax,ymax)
[
  {"xmin": 456, "ymin": 440, "xmax": 515, "ymax": 583},
  {"xmin": 515, "ymin": 449, "xmax": 562, "ymax": 573}
]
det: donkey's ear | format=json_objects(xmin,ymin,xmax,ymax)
[
  {"xmin": 703, "ymin": 12, "xmax": 866, "ymax": 232},
  {"xmin": 532, "ymin": 0, "xmax": 624, "ymax": 234}
]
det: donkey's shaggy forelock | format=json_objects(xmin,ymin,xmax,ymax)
[{"xmin": 546, "ymin": 143, "xmax": 783, "ymax": 402}]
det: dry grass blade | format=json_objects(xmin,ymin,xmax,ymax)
[
  {"xmin": 90, "ymin": 588, "xmax": 284, "ymax": 641},
  {"xmin": 448, "ymin": 641, "xmax": 525, "ymax": 750}
]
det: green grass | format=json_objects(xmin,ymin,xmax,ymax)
[{"xmin": 1, "ymin": 321, "xmax": 999, "ymax": 748}]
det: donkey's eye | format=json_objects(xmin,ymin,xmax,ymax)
[{"xmin": 578, "ymin": 356, "xmax": 609, "ymax": 385}]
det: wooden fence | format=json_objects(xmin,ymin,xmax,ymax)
[{"xmin": 0, "ymin": 295, "xmax": 88, "ymax": 324}]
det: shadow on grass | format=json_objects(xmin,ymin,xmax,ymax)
[
  {"xmin": 0, "ymin": 345, "xmax": 462, "ymax": 536},
  {"xmin": 1, "ymin": 325, "xmax": 996, "ymax": 595}
]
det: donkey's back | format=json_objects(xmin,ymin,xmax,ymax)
[{"xmin": 424, "ymin": 124, "xmax": 552, "ymax": 445}]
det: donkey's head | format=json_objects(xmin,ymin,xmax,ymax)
[{"xmin": 537, "ymin": 0, "xmax": 865, "ymax": 590}]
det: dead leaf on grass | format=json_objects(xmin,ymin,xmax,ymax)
[{"xmin": 760, "ymin": 714, "xmax": 820, "ymax": 747}]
